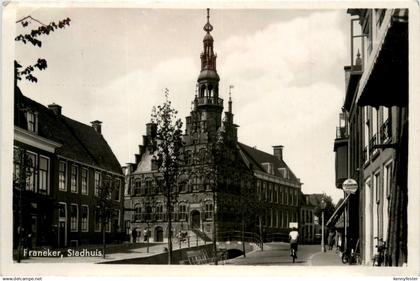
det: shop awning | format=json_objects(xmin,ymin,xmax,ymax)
[
  {"xmin": 326, "ymin": 193, "xmax": 351, "ymax": 227},
  {"xmin": 357, "ymin": 12, "xmax": 408, "ymax": 108}
]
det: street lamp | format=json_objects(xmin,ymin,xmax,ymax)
[{"xmin": 321, "ymin": 198, "xmax": 326, "ymax": 253}]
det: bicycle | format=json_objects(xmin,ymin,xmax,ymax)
[
  {"xmin": 372, "ymin": 237, "xmax": 387, "ymax": 266},
  {"xmin": 290, "ymin": 243, "xmax": 298, "ymax": 263},
  {"xmin": 341, "ymin": 239, "xmax": 361, "ymax": 265},
  {"xmin": 291, "ymin": 248, "xmax": 297, "ymax": 263}
]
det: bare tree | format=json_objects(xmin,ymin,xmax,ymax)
[{"xmin": 153, "ymin": 89, "xmax": 183, "ymax": 264}]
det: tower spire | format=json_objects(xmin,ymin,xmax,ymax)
[
  {"xmin": 355, "ymin": 49, "xmax": 362, "ymax": 66},
  {"xmin": 199, "ymin": 8, "xmax": 218, "ymax": 77},
  {"xmin": 203, "ymin": 8, "xmax": 213, "ymax": 33},
  {"xmin": 228, "ymin": 85, "xmax": 234, "ymax": 113}
]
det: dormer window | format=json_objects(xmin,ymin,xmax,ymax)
[
  {"xmin": 26, "ymin": 111, "xmax": 38, "ymax": 133},
  {"xmin": 278, "ymin": 168, "xmax": 289, "ymax": 179},
  {"xmin": 262, "ymin": 162, "xmax": 274, "ymax": 175}
]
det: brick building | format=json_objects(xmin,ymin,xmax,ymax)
[
  {"xmin": 123, "ymin": 9, "xmax": 302, "ymax": 244},
  {"xmin": 13, "ymin": 84, "xmax": 124, "ymax": 250},
  {"xmin": 299, "ymin": 193, "xmax": 317, "ymax": 244}
]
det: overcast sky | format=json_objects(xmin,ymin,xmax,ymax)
[{"xmin": 15, "ymin": 7, "xmax": 351, "ymax": 203}]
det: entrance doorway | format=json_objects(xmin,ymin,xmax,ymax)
[
  {"xmin": 30, "ymin": 215, "xmax": 37, "ymax": 248},
  {"xmin": 155, "ymin": 226, "xmax": 163, "ymax": 242},
  {"xmin": 191, "ymin": 210, "xmax": 200, "ymax": 229},
  {"xmin": 58, "ymin": 221, "xmax": 66, "ymax": 248},
  {"xmin": 58, "ymin": 202, "xmax": 67, "ymax": 247}
]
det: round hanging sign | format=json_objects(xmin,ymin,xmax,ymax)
[{"xmin": 343, "ymin": 178, "xmax": 358, "ymax": 194}]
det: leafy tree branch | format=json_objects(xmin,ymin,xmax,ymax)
[{"xmin": 15, "ymin": 15, "xmax": 71, "ymax": 83}]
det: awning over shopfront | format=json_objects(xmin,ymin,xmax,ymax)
[
  {"xmin": 357, "ymin": 11, "xmax": 408, "ymax": 108},
  {"xmin": 326, "ymin": 193, "xmax": 351, "ymax": 228}
]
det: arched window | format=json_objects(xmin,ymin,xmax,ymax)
[
  {"xmin": 200, "ymin": 85, "xmax": 205, "ymax": 97},
  {"xmin": 178, "ymin": 174, "xmax": 188, "ymax": 193},
  {"xmin": 144, "ymin": 179, "xmax": 152, "ymax": 195},
  {"xmin": 134, "ymin": 179, "xmax": 141, "ymax": 195},
  {"xmin": 184, "ymin": 150, "xmax": 192, "ymax": 166},
  {"xmin": 199, "ymin": 148, "xmax": 206, "ymax": 163},
  {"xmin": 179, "ymin": 203, "xmax": 187, "ymax": 221},
  {"xmin": 144, "ymin": 205, "xmax": 152, "ymax": 221},
  {"xmin": 190, "ymin": 174, "xmax": 200, "ymax": 192},
  {"xmin": 208, "ymin": 85, "xmax": 213, "ymax": 98},
  {"xmin": 155, "ymin": 203, "xmax": 164, "ymax": 221},
  {"xmin": 204, "ymin": 201, "xmax": 213, "ymax": 220},
  {"xmin": 134, "ymin": 204, "xmax": 141, "ymax": 221}
]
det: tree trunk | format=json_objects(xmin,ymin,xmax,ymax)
[
  {"xmin": 242, "ymin": 217, "xmax": 246, "ymax": 257},
  {"xmin": 213, "ymin": 185, "xmax": 218, "ymax": 265},
  {"xmin": 102, "ymin": 220, "xmax": 106, "ymax": 259},
  {"xmin": 167, "ymin": 189, "xmax": 173, "ymax": 265},
  {"xmin": 147, "ymin": 222, "xmax": 150, "ymax": 253},
  {"xmin": 259, "ymin": 216, "xmax": 263, "ymax": 251}
]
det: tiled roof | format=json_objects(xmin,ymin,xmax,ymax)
[
  {"xmin": 14, "ymin": 86, "xmax": 122, "ymax": 175},
  {"xmin": 305, "ymin": 193, "xmax": 325, "ymax": 206},
  {"xmin": 237, "ymin": 142, "xmax": 300, "ymax": 184}
]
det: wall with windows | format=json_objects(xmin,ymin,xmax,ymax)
[
  {"xmin": 13, "ymin": 141, "xmax": 55, "ymax": 248},
  {"xmin": 256, "ymin": 178, "xmax": 300, "ymax": 238},
  {"xmin": 360, "ymin": 103, "xmax": 397, "ymax": 264},
  {"xmin": 54, "ymin": 157, "xmax": 124, "ymax": 246}
]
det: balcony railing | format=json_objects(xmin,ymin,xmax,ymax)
[
  {"xmin": 380, "ymin": 119, "xmax": 392, "ymax": 143},
  {"xmin": 197, "ymin": 96, "xmax": 223, "ymax": 107},
  {"xmin": 133, "ymin": 213, "xmax": 183, "ymax": 222}
]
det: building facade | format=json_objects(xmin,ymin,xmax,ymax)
[
  {"xmin": 299, "ymin": 193, "xmax": 316, "ymax": 244},
  {"xmin": 13, "ymin": 84, "xmax": 124, "ymax": 250},
  {"xmin": 332, "ymin": 9, "xmax": 408, "ymax": 266},
  {"xmin": 238, "ymin": 144, "xmax": 302, "ymax": 242},
  {"xmin": 123, "ymin": 10, "xmax": 302, "ymax": 244}
]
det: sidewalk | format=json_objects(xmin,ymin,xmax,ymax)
[
  {"xmin": 20, "ymin": 240, "xmax": 209, "ymax": 264},
  {"xmin": 310, "ymin": 249, "xmax": 345, "ymax": 266}
]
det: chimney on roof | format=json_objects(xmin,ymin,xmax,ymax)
[
  {"xmin": 146, "ymin": 122, "xmax": 157, "ymax": 138},
  {"xmin": 48, "ymin": 103, "xmax": 62, "ymax": 116},
  {"xmin": 272, "ymin": 145, "xmax": 283, "ymax": 161},
  {"xmin": 91, "ymin": 120, "xmax": 102, "ymax": 134}
]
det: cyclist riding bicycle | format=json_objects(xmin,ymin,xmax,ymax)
[{"xmin": 289, "ymin": 227, "xmax": 299, "ymax": 259}]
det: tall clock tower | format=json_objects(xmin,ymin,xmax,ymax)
[{"xmin": 184, "ymin": 9, "xmax": 237, "ymax": 146}]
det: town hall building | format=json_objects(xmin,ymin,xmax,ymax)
[{"xmin": 123, "ymin": 9, "xmax": 302, "ymax": 244}]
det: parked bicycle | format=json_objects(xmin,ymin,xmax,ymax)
[
  {"xmin": 372, "ymin": 237, "xmax": 387, "ymax": 266},
  {"xmin": 342, "ymin": 239, "xmax": 361, "ymax": 265}
]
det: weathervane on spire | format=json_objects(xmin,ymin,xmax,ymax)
[
  {"xmin": 229, "ymin": 85, "xmax": 234, "ymax": 100},
  {"xmin": 203, "ymin": 8, "xmax": 213, "ymax": 33}
]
